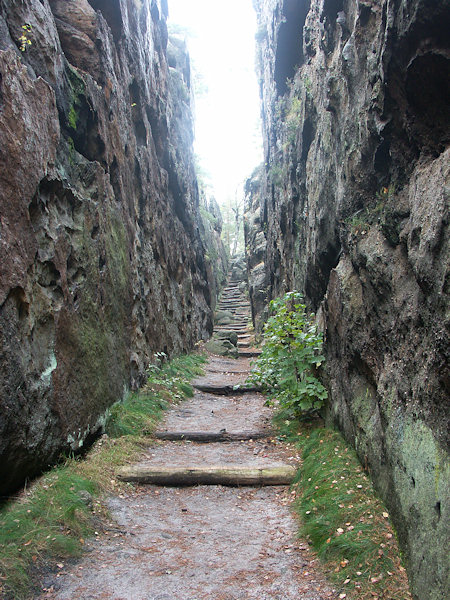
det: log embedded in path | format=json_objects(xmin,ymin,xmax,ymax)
[
  {"xmin": 154, "ymin": 430, "xmax": 272, "ymax": 442},
  {"xmin": 193, "ymin": 383, "xmax": 261, "ymax": 395},
  {"xmin": 117, "ymin": 465, "xmax": 297, "ymax": 486}
]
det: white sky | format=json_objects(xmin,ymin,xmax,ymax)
[{"xmin": 167, "ymin": 0, "xmax": 263, "ymax": 206}]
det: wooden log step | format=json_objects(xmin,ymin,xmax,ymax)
[
  {"xmin": 238, "ymin": 350, "xmax": 262, "ymax": 358},
  {"xmin": 154, "ymin": 430, "xmax": 272, "ymax": 442},
  {"xmin": 218, "ymin": 304, "xmax": 245, "ymax": 308},
  {"xmin": 193, "ymin": 383, "xmax": 260, "ymax": 395},
  {"xmin": 117, "ymin": 465, "xmax": 297, "ymax": 486}
]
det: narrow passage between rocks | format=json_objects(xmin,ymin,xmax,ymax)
[{"xmin": 39, "ymin": 278, "xmax": 335, "ymax": 600}]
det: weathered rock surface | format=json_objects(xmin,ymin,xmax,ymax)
[
  {"xmin": 248, "ymin": 1, "xmax": 449, "ymax": 598},
  {"xmin": 0, "ymin": 0, "xmax": 225, "ymax": 494},
  {"xmin": 244, "ymin": 165, "xmax": 268, "ymax": 333}
]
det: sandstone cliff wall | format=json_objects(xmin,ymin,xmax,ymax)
[
  {"xmin": 247, "ymin": 1, "xmax": 449, "ymax": 598},
  {"xmin": 0, "ymin": 0, "xmax": 225, "ymax": 495}
]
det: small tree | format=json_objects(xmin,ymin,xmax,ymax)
[{"xmin": 248, "ymin": 291, "xmax": 327, "ymax": 418}]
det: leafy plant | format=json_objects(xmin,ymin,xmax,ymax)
[
  {"xmin": 376, "ymin": 184, "xmax": 396, "ymax": 203},
  {"xmin": 247, "ymin": 291, "xmax": 327, "ymax": 418},
  {"xmin": 18, "ymin": 25, "xmax": 32, "ymax": 52},
  {"xmin": 285, "ymin": 96, "xmax": 303, "ymax": 145},
  {"xmin": 347, "ymin": 212, "xmax": 370, "ymax": 235},
  {"xmin": 269, "ymin": 163, "xmax": 286, "ymax": 186}
]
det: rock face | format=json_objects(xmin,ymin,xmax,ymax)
[
  {"xmin": 198, "ymin": 191, "xmax": 229, "ymax": 309},
  {"xmin": 248, "ymin": 1, "xmax": 449, "ymax": 598},
  {"xmin": 244, "ymin": 166, "xmax": 268, "ymax": 333},
  {"xmin": 0, "ymin": 0, "xmax": 226, "ymax": 495}
]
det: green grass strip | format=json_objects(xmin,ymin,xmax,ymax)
[{"xmin": 276, "ymin": 418, "xmax": 411, "ymax": 599}]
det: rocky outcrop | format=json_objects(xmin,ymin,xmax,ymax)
[
  {"xmin": 198, "ymin": 191, "xmax": 229, "ymax": 309},
  {"xmin": 244, "ymin": 166, "xmax": 268, "ymax": 333},
  {"xmin": 0, "ymin": 0, "xmax": 225, "ymax": 495},
  {"xmin": 249, "ymin": 1, "xmax": 449, "ymax": 598}
]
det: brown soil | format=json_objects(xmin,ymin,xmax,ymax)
[{"xmin": 39, "ymin": 485, "xmax": 335, "ymax": 600}]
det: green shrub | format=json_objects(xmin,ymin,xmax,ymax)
[
  {"xmin": 269, "ymin": 163, "xmax": 286, "ymax": 185},
  {"xmin": 247, "ymin": 291, "xmax": 327, "ymax": 418}
]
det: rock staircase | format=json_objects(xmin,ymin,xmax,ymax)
[
  {"xmin": 212, "ymin": 275, "xmax": 261, "ymax": 358},
  {"xmin": 118, "ymin": 277, "xmax": 275, "ymax": 488},
  {"xmin": 118, "ymin": 350, "xmax": 293, "ymax": 488}
]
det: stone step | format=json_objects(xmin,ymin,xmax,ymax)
[
  {"xmin": 238, "ymin": 350, "xmax": 262, "ymax": 358},
  {"xmin": 215, "ymin": 328, "xmax": 249, "ymax": 333},
  {"xmin": 215, "ymin": 324, "xmax": 249, "ymax": 330},
  {"xmin": 216, "ymin": 315, "xmax": 248, "ymax": 321}
]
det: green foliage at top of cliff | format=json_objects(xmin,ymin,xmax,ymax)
[{"xmin": 248, "ymin": 291, "xmax": 327, "ymax": 418}]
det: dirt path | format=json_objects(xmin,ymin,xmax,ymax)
[{"xmin": 38, "ymin": 282, "xmax": 336, "ymax": 600}]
